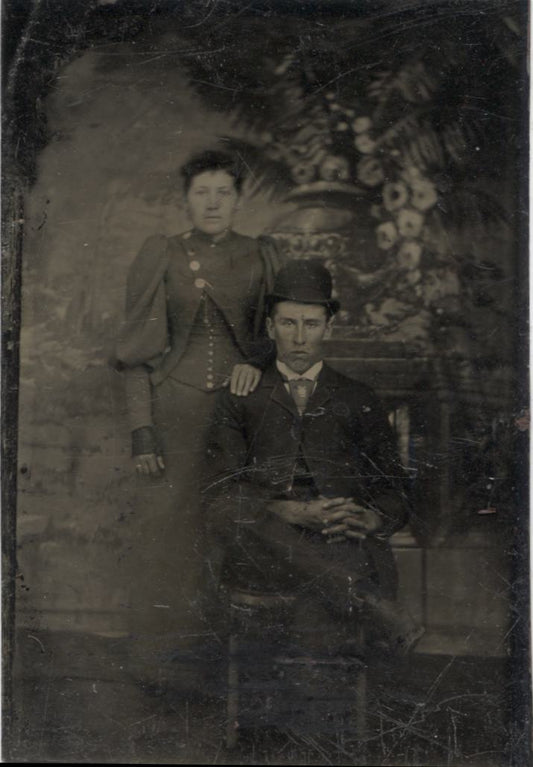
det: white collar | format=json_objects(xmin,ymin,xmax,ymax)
[{"xmin": 276, "ymin": 359, "xmax": 323, "ymax": 382}]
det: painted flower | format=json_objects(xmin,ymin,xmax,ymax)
[
  {"xmin": 354, "ymin": 133, "xmax": 376, "ymax": 154},
  {"xmin": 319, "ymin": 154, "xmax": 351, "ymax": 181},
  {"xmin": 421, "ymin": 269, "xmax": 460, "ymax": 305},
  {"xmin": 352, "ymin": 116, "xmax": 373, "ymax": 134},
  {"xmin": 401, "ymin": 166, "xmax": 424, "ymax": 185},
  {"xmin": 336, "ymin": 121, "xmax": 349, "ymax": 131},
  {"xmin": 383, "ymin": 181, "xmax": 409, "ymax": 212},
  {"xmin": 356, "ymin": 157, "xmax": 384, "ymax": 187},
  {"xmin": 397, "ymin": 208, "xmax": 424, "ymax": 238},
  {"xmin": 376, "ymin": 221, "xmax": 398, "ymax": 250},
  {"xmin": 291, "ymin": 162, "xmax": 316, "ymax": 185},
  {"xmin": 411, "ymin": 179, "xmax": 438, "ymax": 211},
  {"xmin": 337, "ymin": 310, "xmax": 351, "ymax": 322},
  {"xmin": 365, "ymin": 297, "xmax": 409, "ymax": 326},
  {"xmin": 397, "ymin": 240, "xmax": 422, "ymax": 269},
  {"xmin": 405, "ymin": 269, "xmax": 422, "ymax": 285},
  {"xmin": 370, "ymin": 204, "xmax": 383, "ymax": 219}
]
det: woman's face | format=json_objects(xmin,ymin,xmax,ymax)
[{"xmin": 186, "ymin": 170, "xmax": 240, "ymax": 236}]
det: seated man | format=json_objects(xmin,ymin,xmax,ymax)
[{"xmin": 203, "ymin": 259, "xmax": 423, "ymax": 654}]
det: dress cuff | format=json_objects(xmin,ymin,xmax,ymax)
[{"xmin": 132, "ymin": 426, "xmax": 157, "ymax": 457}]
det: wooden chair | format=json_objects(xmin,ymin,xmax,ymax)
[{"xmin": 224, "ymin": 586, "xmax": 368, "ymax": 754}]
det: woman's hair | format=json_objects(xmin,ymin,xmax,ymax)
[{"xmin": 180, "ymin": 150, "xmax": 246, "ymax": 194}]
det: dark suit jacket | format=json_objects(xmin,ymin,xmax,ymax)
[{"xmin": 203, "ymin": 362, "xmax": 410, "ymax": 597}]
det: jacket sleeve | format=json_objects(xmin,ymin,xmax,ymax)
[
  {"xmin": 116, "ymin": 235, "xmax": 169, "ymax": 453},
  {"xmin": 116, "ymin": 234, "xmax": 169, "ymax": 368}
]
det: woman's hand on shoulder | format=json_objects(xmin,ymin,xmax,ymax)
[
  {"xmin": 229, "ymin": 364, "xmax": 262, "ymax": 397},
  {"xmin": 134, "ymin": 453, "xmax": 165, "ymax": 476}
]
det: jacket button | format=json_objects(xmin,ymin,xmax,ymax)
[
  {"xmin": 189, "ymin": 260, "xmax": 200, "ymax": 271},
  {"xmin": 194, "ymin": 278, "xmax": 206, "ymax": 289}
]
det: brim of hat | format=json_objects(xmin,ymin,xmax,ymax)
[{"xmin": 266, "ymin": 293, "xmax": 340, "ymax": 314}]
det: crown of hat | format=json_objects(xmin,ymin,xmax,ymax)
[{"xmin": 270, "ymin": 259, "xmax": 336, "ymax": 302}]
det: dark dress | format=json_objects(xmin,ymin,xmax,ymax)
[{"xmin": 116, "ymin": 228, "xmax": 282, "ymax": 688}]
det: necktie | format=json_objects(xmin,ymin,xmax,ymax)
[{"xmin": 287, "ymin": 378, "xmax": 315, "ymax": 415}]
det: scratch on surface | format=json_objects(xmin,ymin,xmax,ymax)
[
  {"xmin": 128, "ymin": 713, "xmax": 158, "ymax": 729},
  {"xmin": 27, "ymin": 634, "xmax": 45, "ymax": 653}
]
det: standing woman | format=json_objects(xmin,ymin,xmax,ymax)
[{"xmin": 116, "ymin": 150, "xmax": 283, "ymax": 693}]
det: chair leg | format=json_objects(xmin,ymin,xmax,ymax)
[
  {"xmin": 354, "ymin": 664, "xmax": 367, "ymax": 762},
  {"xmin": 226, "ymin": 634, "xmax": 239, "ymax": 749}
]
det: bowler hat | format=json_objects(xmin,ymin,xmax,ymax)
[{"xmin": 266, "ymin": 259, "xmax": 340, "ymax": 314}]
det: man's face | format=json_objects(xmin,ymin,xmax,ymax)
[
  {"xmin": 267, "ymin": 301, "xmax": 332, "ymax": 375},
  {"xmin": 186, "ymin": 170, "xmax": 240, "ymax": 236}
]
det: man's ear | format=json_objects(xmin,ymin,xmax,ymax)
[
  {"xmin": 324, "ymin": 315, "xmax": 334, "ymax": 340},
  {"xmin": 266, "ymin": 316, "xmax": 275, "ymax": 340}
]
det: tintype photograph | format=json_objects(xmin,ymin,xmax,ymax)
[{"xmin": 2, "ymin": 1, "xmax": 530, "ymax": 764}]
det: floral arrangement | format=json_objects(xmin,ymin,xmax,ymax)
[
  {"xmin": 256, "ymin": 64, "xmax": 459, "ymax": 340},
  {"xmin": 179, "ymin": 15, "xmax": 517, "ymax": 349}
]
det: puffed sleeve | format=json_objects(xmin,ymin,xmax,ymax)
[
  {"xmin": 116, "ymin": 235, "xmax": 169, "ymax": 455},
  {"xmin": 116, "ymin": 234, "xmax": 170, "ymax": 368}
]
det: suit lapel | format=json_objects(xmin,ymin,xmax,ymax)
[
  {"xmin": 262, "ymin": 366, "xmax": 300, "ymax": 418},
  {"xmin": 305, "ymin": 364, "xmax": 338, "ymax": 412}
]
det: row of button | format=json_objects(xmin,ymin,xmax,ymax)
[
  {"xmin": 207, "ymin": 299, "xmax": 214, "ymax": 389},
  {"xmin": 192, "ymin": 264, "xmax": 216, "ymax": 390}
]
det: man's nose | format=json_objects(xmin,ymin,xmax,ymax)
[
  {"xmin": 207, "ymin": 192, "xmax": 220, "ymax": 209},
  {"xmin": 294, "ymin": 324, "xmax": 307, "ymax": 344}
]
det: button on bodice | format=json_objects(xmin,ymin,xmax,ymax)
[{"xmin": 171, "ymin": 293, "xmax": 244, "ymax": 391}]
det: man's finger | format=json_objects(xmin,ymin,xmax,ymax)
[
  {"xmin": 344, "ymin": 530, "xmax": 367, "ymax": 540},
  {"xmin": 322, "ymin": 523, "xmax": 349, "ymax": 536},
  {"xmin": 156, "ymin": 455, "xmax": 165, "ymax": 471},
  {"xmin": 343, "ymin": 516, "xmax": 369, "ymax": 531},
  {"xmin": 321, "ymin": 497, "xmax": 348, "ymax": 509},
  {"xmin": 323, "ymin": 509, "xmax": 350, "ymax": 524},
  {"xmin": 339, "ymin": 503, "xmax": 367, "ymax": 515},
  {"xmin": 344, "ymin": 510, "xmax": 382, "ymax": 533}
]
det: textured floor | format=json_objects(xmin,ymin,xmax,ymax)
[{"xmin": 6, "ymin": 628, "xmax": 515, "ymax": 765}]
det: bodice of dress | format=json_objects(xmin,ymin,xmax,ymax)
[
  {"xmin": 171, "ymin": 292, "xmax": 244, "ymax": 391},
  {"xmin": 150, "ymin": 230, "xmax": 267, "ymax": 386}
]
